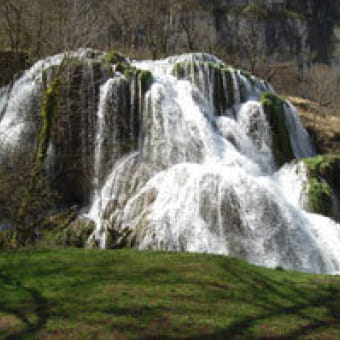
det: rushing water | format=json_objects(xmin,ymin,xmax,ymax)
[
  {"xmin": 1, "ymin": 51, "xmax": 339, "ymax": 274},
  {"xmin": 87, "ymin": 54, "xmax": 340, "ymax": 274}
]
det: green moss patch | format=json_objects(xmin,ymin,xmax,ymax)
[
  {"xmin": 104, "ymin": 50, "xmax": 127, "ymax": 65},
  {"xmin": 116, "ymin": 62, "xmax": 153, "ymax": 93},
  {"xmin": 261, "ymin": 92, "xmax": 295, "ymax": 166},
  {"xmin": 36, "ymin": 209, "xmax": 96, "ymax": 248},
  {"xmin": 242, "ymin": 3, "xmax": 268, "ymax": 17},
  {"xmin": 172, "ymin": 61, "xmax": 236, "ymax": 112},
  {"xmin": 304, "ymin": 155, "xmax": 340, "ymax": 217},
  {"xmin": 35, "ymin": 76, "xmax": 61, "ymax": 171}
]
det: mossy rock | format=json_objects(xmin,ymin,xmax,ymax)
[
  {"xmin": 35, "ymin": 75, "xmax": 61, "ymax": 171},
  {"xmin": 104, "ymin": 51, "xmax": 127, "ymax": 65},
  {"xmin": 115, "ymin": 63, "xmax": 153, "ymax": 93},
  {"xmin": 172, "ymin": 61, "xmax": 235, "ymax": 112},
  {"xmin": 38, "ymin": 210, "xmax": 95, "ymax": 248},
  {"xmin": 45, "ymin": 58, "xmax": 105, "ymax": 206},
  {"xmin": 116, "ymin": 62, "xmax": 135, "ymax": 78},
  {"xmin": 105, "ymin": 226, "xmax": 135, "ymax": 249},
  {"xmin": 303, "ymin": 155, "xmax": 340, "ymax": 218},
  {"xmin": 137, "ymin": 69, "xmax": 153, "ymax": 94},
  {"xmin": 37, "ymin": 209, "xmax": 76, "ymax": 246},
  {"xmin": 173, "ymin": 63, "xmax": 186, "ymax": 79},
  {"xmin": 261, "ymin": 92, "xmax": 294, "ymax": 166},
  {"xmin": 60, "ymin": 218, "xmax": 96, "ymax": 248},
  {"xmin": 241, "ymin": 3, "xmax": 268, "ymax": 17}
]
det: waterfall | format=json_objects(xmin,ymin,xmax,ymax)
[
  {"xmin": 0, "ymin": 49, "xmax": 102, "ymax": 151},
  {"xmin": 87, "ymin": 53, "xmax": 340, "ymax": 274},
  {"xmin": 0, "ymin": 53, "xmax": 64, "ymax": 148},
  {"xmin": 1, "ymin": 51, "xmax": 339, "ymax": 274}
]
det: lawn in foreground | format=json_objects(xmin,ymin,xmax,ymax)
[{"xmin": 0, "ymin": 249, "xmax": 339, "ymax": 339}]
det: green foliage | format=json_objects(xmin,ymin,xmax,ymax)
[
  {"xmin": 0, "ymin": 249, "xmax": 339, "ymax": 339},
  {"xmin": 0, "ymin": 154, "xmax": 57, "ymax": 248},
  {"xmin": 284, "ymin": 9, "xmax": 304, "ymax": 20},
  {"xmin": 173, "ymin": 62, "xmax": 186, "ymax": 78},
  {"xmin": 104, "ymin": 50, "xmax": 126, "ymax": 65},
  {"xmin": 37, "ymin": 209, "xmax": 87, "ymax": 247},
  {"xmin": 57, "ymin": 220, "xmax": 95, "ymax": 248},
  {"xmin": 242, "ymin": 3, "xmax": 268, "ymax": 17},
  {"xmin": 261, "ymin": 92, "xmax": 295, "ymax": 166},
  {"xmin": 304, "ymin": 155, "xmax": 340, "ymax": 189},
  {"xmin": 116, "ymin": 62, "xmax": 153, "ymax": 93},
  {"xmin": 137, "ymin": 69, "xmax": 153, "ymax": 94},
  {"xmin": 116, "ymin": 62, "xmax": 135, "ymax": 79},
  {"xmin": 307, "ymin": 177, "xmax": 332, "ymax": 216},
  {"xmin": 304, "ymin": 155, "xmax": 340, "ymax": 216}
]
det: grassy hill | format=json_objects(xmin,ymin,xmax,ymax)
[{"xmin": 0, "ymin": 249, "xmax": 339, "ymax": 339}]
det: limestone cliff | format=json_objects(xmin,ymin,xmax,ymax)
[{"xmin": 206, "ymin": 0, "xmax": 340, "ymax": 64}]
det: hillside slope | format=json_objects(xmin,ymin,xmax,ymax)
[{"xmin": 0, "ymin": 249, "xmax": 339, "ymax": 339}]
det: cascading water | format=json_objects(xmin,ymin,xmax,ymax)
[
  {"xmin": 86, "ymin": 53, "xmax": 340, "ymax": 274},
  {"xmin": 0, "ymin": 53, "xmax": 64, "ymax": 147},
  {"xmin": 1, "ymin": 51, "xmax": 339, "ymax": 274}
]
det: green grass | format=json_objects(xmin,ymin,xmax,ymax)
[{"xmin": 0, "ymin": 249, "xmax": 339, "ymax": 339}]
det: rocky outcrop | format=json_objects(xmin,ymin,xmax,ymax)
[
  {"xmin": 40, "ymin": 53, "xmax": 152, "ymax": 206},
  {"xmin": 202, "ymin": 0, "xmax": 340, "ymax": 64},
  {"xmin": 38, "ymin": 211, "xmax": 96, "ymax": 248},
  {"xmin": 261, "ymin": 92, "xmax": 294, "ymax": 166},
  {"xmin": 303, "ymin": 155, "xmax": 340, "ymax": 221}
]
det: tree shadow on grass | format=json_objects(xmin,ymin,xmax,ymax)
[
  {"xmin": 185, "ymin": 262, "xmax": 340, "ymax": 340},
  {"xmin": 0, "ymin": 272, "xmax": 49, "ymax": 340}
]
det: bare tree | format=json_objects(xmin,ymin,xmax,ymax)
[
  {"xmin": 239, "ymin": 3, "xmax": 267, "ymax": 74},
  {"xmin": 307, "ymin": 64, "xmax": 340, "ymax": 109},
  {"xmin": 0, "ymin": 143, "xmax": 57, "ymax": 247}
]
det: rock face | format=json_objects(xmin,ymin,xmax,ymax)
[
  {"xmin": 1, "ymin": 50, "xmax": 340, "ymax": 275},
  {"xmin": 261, "ymin": 93, "xmax": 294, "ymax": 166},
  {"xmin": 303, "ymin": 155, "xmax": 340, "ymax": 221},
  {"xmin": 0, "ymin": 50, "xmax": 152, "ymax": 206},
  {"xmin": 198, "ymin": 0, "xmax": 340, "ymax": 64}
]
